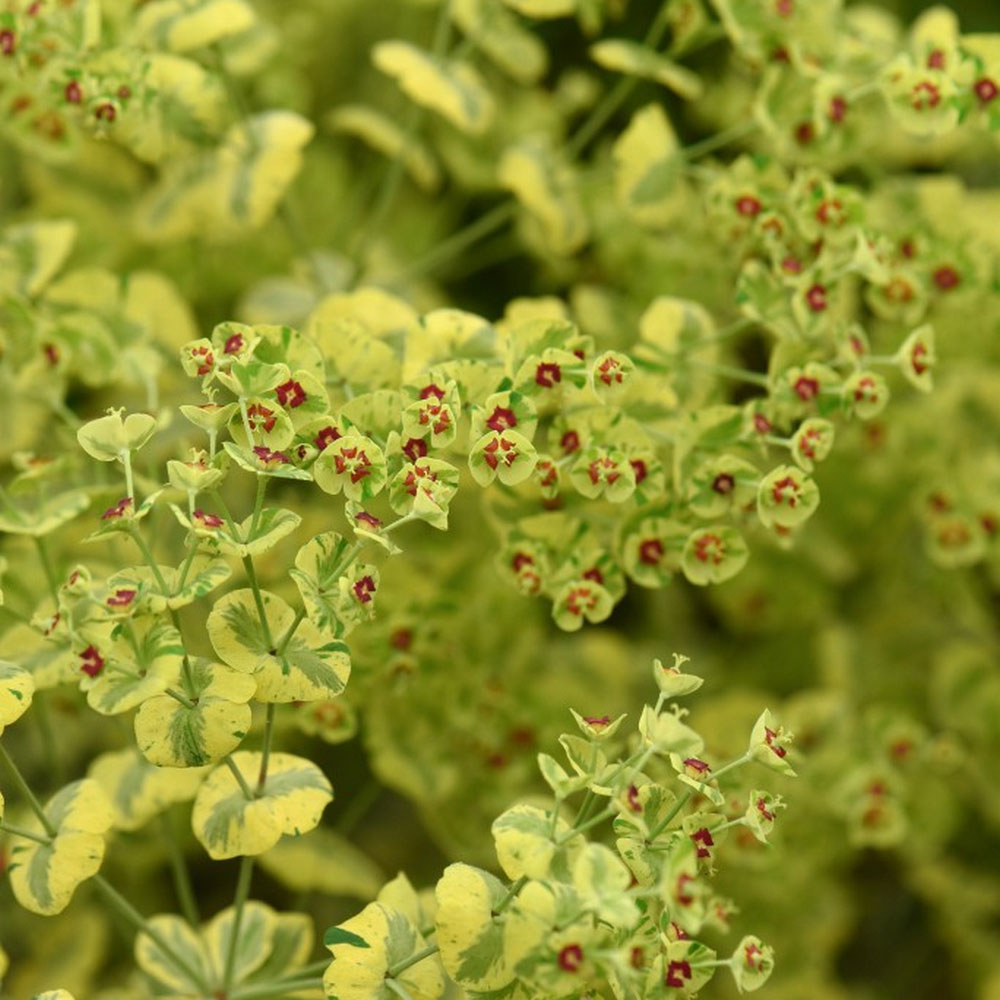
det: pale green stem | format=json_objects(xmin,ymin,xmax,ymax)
[
  {"xmin": 564, "ymin": 1, "xmax": 673, "ymax": 159},
  {"xmin": 256, "ymin": 703, "xmax": 276, "ymax": 795},
  {"xmin": 232, "ymin": 977, "xmax": 324, "ymax": 1000},
  {"xmin": 93, "ymin": 875, "xmax": 209, "ymax": 993},
  {"xmin": 680, "ymin": 119, "xmax": 759, "ymax": 162},
  {"xmin": 495, "ymin": 874, "xmax": 528, "ymax": 914},
  {"xmin": 176, "ymin": 535, "xmax": 199, "ymax": 590},
  {"xmin": 350, "ymin": 0, "xmax": 455, "ymax": 275},
  {"xmin": 160, "ymin": 811, "xmax": 200, "ymax": 927},
  {"xmin": 286, "ymin": 959, "xmax": 331, "ymax": 979},
  {"xmin": 386, "ymin": 979, "xmax": 417, "ymax": 1000},
  {"xmin": 687, "ymin": 358, "xmax": 770, "ymax": 387},
  {"xmin": 250, "ymin": 473, "xmax": 268, "ymax": 538},
  {"xmin": 32, "ymin": 535, "xmax": 59, "ymax": 602},
  {"xmin": 121, "ymin": 449, "xmax": 135, "ymax": 503},
  {"xmin": 222, "ymin": 855, "xmax": 256, "ymax": 992},
  {"xmin": 0, "ymin": 742, "xmax": 55, "ymax": 836},
  {"xmin": 238, "ymin": 398, "xmax": 255, "ymax": 447},
  {"xmin": 128, "ymin": 526, "xmax": 196, "ymax": 692},
  {"xmin": 165, "ymin": 686, "xmax": 197, "ymax": 710},
  {"xmin": 276, "ymin": 606, "xmax": 306, "ymax": 657},
  {"xmin": 387, "ymin": 943, "xmax": 440, "ymax": 979},
  {"xmin": 241, "ymin": 556, "xmax": 276, "ymax": 648},
  {"xmin": 214, "ymin": 48, "xmax": 329, "ymax": 293},
  {"xmin": 647, "ymin": 751, "xmax": 752, "ymax": 841},
  {"xmin": 334, "ymin": 777, "xmax": 382, "ymax": 835},
  {"xmin": 225, "ymin": 755, "xmax": 255, "ymax": 801},
  {"xmin": 0, "ymin": 821, "xmax": 50, "ymax": 844},
  {"xmin": 32, "ymin": 689, "xmax": 62, "ymax": 786}
]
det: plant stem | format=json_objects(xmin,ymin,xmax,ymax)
[
  {"xmin": 256, "ymin": 703, "xmax": 276, "ymax": 794},
  {"xmin": 564, "ymin": 2, "xmax": 673, "ymax": 160},
  {"xmin": 225, "ymin": 755, "xmax": 255, "ymax": 801},
  {"xmin": 494, "ymin": 874, "xmax": 528, "ymax": 914},
  {"xmin": 241, "ymin": 555, "xmax": 276, "ymax": 650},
  {"xmin": 160, "ymin": 811, "xmax": 200, "ymax": 927},
  {"xmin": 222, "ymin": 854, "xmax": 256, "ymax": 992},
  {"xmin": 250, "ymin": 473, "xmax": 268, "ymax": 538},
  {"xmin": 350, "ymin": 0, "xmax": 454, "ymax": 275},
  {"xmin": 386, "ymin": 979, "xmax": 417, "ymax": 1000},
  {"xmin": 0, "ymin": 821, "xmax": 50, "ymax": 844},
  {"xmin": 32, "ymin": 689, "xmax": 62, "ymax": 786},
  {"xmin": 334, "ymin": 777, "xmax": 382, "ymax": 835},
  {"xmin": 680, "ymin": 119, "xmax": 759, "ymax": 161},
  {"xmin": 276, "ymin": 606, "xmax": 306, "ymax": 656},
  {"xmin": 128, "ymin": 526, "xmax": 197, "ymax": 692},
  {"xmin": 387, "ymin": 943, "xmax": 439, "ymax": 979},
  {"xmin": 687, "ymin": 359, "xmax": 770, "ymax": 387},
  {"xmin": 93, "ymin": 875, "xmax": 209, "ymax": 992},
  {"xmin": 33, "ymin": 535, "xmax": 59, "ymax": 602},
  {"xmin": 121, "ymin": 450, "xmax": 135, "ymax": 504},
  {"xmin": 232, "ymin": 977, "xmax": 324, "ymax": 1000},
  {"xmin": 0, "ymin": 742, "xmax": 55, "ymax": 836}
]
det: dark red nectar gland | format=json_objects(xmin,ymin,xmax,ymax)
[
  {"xmin": 535, "ymin": 362, "xmax": 562, "ymax": 388},
  {"xmin": 558, "ymin": 945, "xmax": 584, "ymax": 973}
]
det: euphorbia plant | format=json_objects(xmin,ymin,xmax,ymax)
[{"xmin": 1, "ymin": 0, "xmax": 998, "ymax": 998}]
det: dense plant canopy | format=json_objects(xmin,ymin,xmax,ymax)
[{"xmin": 0, "ymin": 1, "xmax": 998, "ymax": 999}]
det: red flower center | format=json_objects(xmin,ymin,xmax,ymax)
[
  {"xmin": 828, "ymin": 95, "xmax": 847, "ymax": 123},
  {"xmin": 712, "ymin": 472, "xmax": 735, "ymax": 495},
  {"xmin": 926, "ymin": 49, "xmax": 946, "ymax": 70},
  {"xmin": 535, "ymin": 362, "xmax": 562, "ymax": 388},
  {"xmin": 193, "ymin": 509, "xmax": 224, "ymax": 529},
  {"xmin": 314, "ymin": 425, "xmax": 341, "ymax": 451},
  {"xmin": 933, "ymin": 265, "xmax": 960, "ymax": 290},
  {"xmin": 794, "ymin": 375, "xmax": 820, "ymax": 400},
  {"xmin": 558, "ymin": 944, "xmax": 584, "ymax": 972},
  {"xmin": 65, "ymin": 80, "xmax": 82, "ymax": 104},
  {"xmin": 911, "ymin": 80, "xmax": 941, "ymax": 109},
  {"xmin": 805, "ymin": 283, "xmax": 827, "ymax": 312},
  {"xmin": 276, "ymin": 379, "xmax": 307, "ymax": 408},
  {"xmin": 80, "ymin": 645, "xmax": 105, "ymax": 678},
  {"xmin": 770, "ymin": 475, "xmax": 801, "ymax": 507},
  {"xmin": 560, "ymin": 429, "xmax": 580, "ymax": 454},
  {"xmin": 353, "ymin": 576, "xmax": 376, "ymax": 604},
  {"xmin": 106, "ymin": 588, "xmax": 136, "ymax": 608},
  {"xmin": 485, "ymin": 406, "xmax": 517, "ymax": 431},
  {"xmin": 735, "ymin": 195, "xmax": 762, "ymax": 217},
  {"xmin": 224, "ymin": 333, "xmax": 244, "ymax": 354},
  {"xmin": 102, "ymin": 497, "xmax": 133, "ymax": 520},
  {"xmin": 665, "ymin": 960, "xmax": 692, "ymax": 988},
  {"xmin": 691, "ymin": 827, "xmax": 715, "ymax": 858},
  {"xmin": 639, "ymin": 538, "xmax": 664, "ymax": 566},
  {"xmin": 975, "ymin": 77, "xmax": 998, "ymax": 103},
  {"xmin": 694, "ymin": 533, "xmax": 724, "ymax": 564}
]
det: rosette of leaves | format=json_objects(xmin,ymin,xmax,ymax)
[
  {"xmin": 207, "ymin": 589, "xmax": 351, "ymax": 703},
  {"xmin": 135, "ymin": 900, "xmax": 316, "ymax": 998}
]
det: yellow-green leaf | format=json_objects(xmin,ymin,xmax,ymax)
[
  {"xmin": 206, "ymin": 589, "xmax": 351, "ymax": 703},
  {"xmin": 612, "ymin": 103, "xmax": 686, "ymax": 229},
  {"xmin": 453, "ymin": 0, "xmax": 549, "ymax": 83},
  {"xmin": 329, "ymin": 105, "xmax": 441, "ymax": 191},
  {"xmin": 372, "ymin": 41, "xmax": 495, "ymax": 134},
  {"xmin": 590, "ymin": 39, "xmax": 704, "ymax": 99},
  {"xmin": 135, "ymin": 914, "xmax": 212, "ymax": 994},
  {"xmin": 135, "ymin": 659, "xmax": 255, "ymax": 768},
  {"xmin": 323, "ymin": 902, "xmax": 444, "ymax": 1000},
  {"xmin": 132, "ymin": 0, "xmax": 257, "ymax": 52},
  {"xmin": 191, "ymin": 752, "xmax": 332, "ymax": 859},
  {"xmin": 88, "ymin": 750, "xmax": 205, "ymax": 832},
  {"xmin": 258, "ymin": 828, "xmax": 385, "ymax": 899},
  {"xmin": 0, "ymin": 660, "xmax": 34, "ymax": 735},
  {"xmin": 498, "ymin": 141, "xmax": 588, "ymax": 256},
  {"xmin": 8, "ymin": 780, "xmax": 112, "ymax": 916},
  {"xmin": 203, "ymin": 901, "xmax": 276, "ymax": 984}
]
